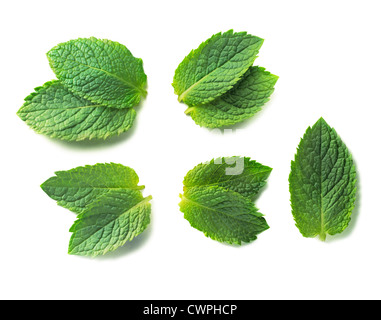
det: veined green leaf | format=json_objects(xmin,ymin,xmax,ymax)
[
  {"xmin": 179, "ymin": 157, "xmax": 271, "ymax": 244},
  {"xmin": 289, "ymin": 118, "xmax": 357, "ymax": 241},
  {"xmin": 179, "ymin": 186, "xmax": 269, "ymax": 245},
  {"xmin": 41, "ymin": 163, "xmax": 144, "ymax": 214},
  {"xmin": 69, "ymin": 190, "xmax": 152, "ymax": 257},
  {"xmin": 17, "ymin": 81, "xmax": 136, "ymax": 141},
  {"xmin": 183, "ymin": 156, "xmax": 272, "ymax": 200},
  {"xmin": 185, "ymin": 67, "xmax": 278, "ymax": 128},
  {"xmin": 173, "ymin": 30, "xmax": 263, "ymax": 107},
  {"xmin": 47, "ymin": 37, "xmax": 147, "ymax": 109},
  {"xmin": 42, "ymin": 163, "xmax": 151, "ymax": 257}
]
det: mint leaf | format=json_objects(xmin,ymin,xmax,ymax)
[
  {"xmin": 173, "ymin": 30, "xmax": 263, "ymax": 107},
  {"xmin": 289, "ymin": 118, "xmax": 357, "ymax": 241},
  {"xmin": 179, "ymin": 157, "xmax": 270, "ymax": 244},
  {"xmin": 41, "ymin": 163, "xmax": 144, "ymax": 214},
  {"xmin": 183, "ymin": 156, "xmax": 272, "ymax": 200},
  {"xmin": 47, "ymin": 37, "xmax": 147, "ymax": 109},
  {"xmin": 42, "ymin": 163, "xmax": 152, "ymax": 257},
  {"xmin": 17, "ymin": 81, "xmax": 136, "ymax": 141},
  {"xmin": 69, "ymin": 190, "xmax": 152, "ymax": 257},
  {"xmin": 179, "ymin": 186, "xmax": 268, "ymax": 245},
  {"xmin": 185, "ymin": 67, "xmax": 278, "ymax": 128}
]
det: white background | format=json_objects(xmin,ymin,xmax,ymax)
[{"xmin": 1, "ymin": 0, "xmax": 380, "ymax": 300}]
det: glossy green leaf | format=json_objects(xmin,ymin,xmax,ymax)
[
  {"xmin": 17, "ymin": 81, "xmax": 136, "ymax": 141},
  {"xmin": 69, "ymin": 190, "xmax": 151, "ymax": 257},
  {"xmin": 183, "ymin": 156, "xmax": 272, "ymax": 200},
  {"xmin": 179, "ymin": 186, "xmax": 268, "ymax": 245},
  {"xmin": 173, "ymin": 30, "xmax": 263, "ymax": 107},
  {"xmin": 47, "ymin": 37, "xmax": 147, "ymax": 109},
  {"xmin": 289, "ymin": 118, "xmax": 357, "ymax": 241},
  {"xmin": 41, "ymin": 163, "xmax": 144, "ymax": 214},
  {"xmin": 185, "ymin": 67, "xmax": 278, "ymax": 128}
]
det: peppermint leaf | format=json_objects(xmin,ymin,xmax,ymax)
[
  {"xmin": 69, "ymin": 190, "xmax": 152, "ymax": 257},
  {"xmin": 179, "ymin": 186, "xmax": 268, "ymax": 245},
  {"xmin": 289, "ymin": 118, "xmax": 357, "ymax": 241},
  {"xmin": 173, "ymin": 30, "xmax": 263, "ymax": 107},
  {"xmin": 183, "ymin": 156, "xmax": 272, "ymax": 200},
  {"xmin": 47, "ymin": 37, "xmax": 147, "ymax": 109},
  {"xmin": 179, "ymin": 157, "xmax": 271, "ymax": 244},
  {"xmin": 41, "ymin": 163, "xmax": 144, "ymax": 214},
  {"xmin": 17, "ymin": 81, "xmax": 136, "ymax": 141},
  {"xmin": 185, "ymin": 67, "xmax": 278, "ymax": 128}
]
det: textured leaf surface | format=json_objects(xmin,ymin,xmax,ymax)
[
  {"xmin": 179, "ymin": 186, "xmax": 268, "ymax": 244},
  {"xmin": 47, "ymin": 37, "xmax": 147, "ymax": 109},
  {"xmin": 185, "ymin": 67, "xmax": 278, "ymax": 128},
  {"xmin": 183, "ymin": 156, "xmax": 272, "ymax": 200},
  {"xmin": 17, "ymin": 81, "xmax": 136, "ymax": 141},
  {"xmin": 41, "ymin": 163, "xmax": 144, "ymax": 214},
  {"xmin": 173, "ymin": 30, "xmax": 263, "ymax": 107},
  {"xmin": 180, "ymin": 157, "xmax": 271, "ymax": 244},
  {"xmin": 69, "ymin": 190, "xmax": 151, "ymax": 257},
  {"xmin": 289, "ymin": 118, "xmax": 356, "ymax": 241}
]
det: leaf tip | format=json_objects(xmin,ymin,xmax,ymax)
[
  {"xmin": 16, "ymin": 108, "xmax": 23, "ymax": 119},
  {"xmin": 317, "ymin": 117, "xmax": 328, "ymax": 126},
  {"xmin": 40, "ymin": 181, "xmax": 48, "ymax": 193}
]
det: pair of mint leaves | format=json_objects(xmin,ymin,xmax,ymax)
[
  {"xmin": 173, "ymin": 30, "xmax": 278, "ymax": 128},
  {"xmin": 17, "ymin": 30, "xmax": 278, "ymax": 141},
  {"xmin": 42, "ymin": 119, "xmax": 356, "ymax": 257},
  {"xmin": 179, "ymin": 157, "xmax": 272, "ymax": 244},
  {"xmin": 41, "ymin": 163, "xmax": 152, "ymax": 257},
  {"xmin": 17, "ymin": 38, "xmax": 147, "ymax": 141}
]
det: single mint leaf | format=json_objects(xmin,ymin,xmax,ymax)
[
  {"xmin": 69, "ymin": 190, "xmax": 152, "ymax": 257},
  {"xmin": 179, "ymin": 186, "xmax": 269, "ymax": 245},
  {"xmin": 173, "ymin": 30, "xmax": 263, "ymax": 107},
  {"xmin": 185, "ymin": 67, "xmax": 278, "ymax": 128},
  {"xmin": 47, "ymin": 37, "xmax": 147, "ymax": 109},
  {"xmin": 289, "ymin": 118, "xmax": 357, "ymax": 241},
  {"xmin": 17, "ymin": 81, "xmax": 136, "ymax": 141},
  {"xmin": 183, "ymin": 156, "xmax": 272, "ymax": 200},
  {"xmin": 41, "ymin": 163, "xmax": 144, "ymax": 214}
]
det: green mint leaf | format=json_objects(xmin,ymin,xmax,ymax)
[
  {"xmin": 183, "ymin": 156, "xmax": 272, "ymax": 200},
  {"xmin": 47, "ymin": 37, "xmax": 147, "ymax": 109},
  {"xmin": 289, "ymin": 118, "xmax": 357, "ymax": 241},
  {"xmin": 17, "ymin": 81, "xmax": 136, "ymax": 141},
  {"xmin": 41, "ymin": 163, "xmax": 144, "ymax": 214},
  {"xmin": 185, "ymin": 67, "xmax": 278, "ymax": 128},
  {"xmin": 69, "ymin": 190, "xmax": 152, "ymax": 257},
  {"xmin": 173, "ymin": 30, "xmax": 263, "ymax": 107},
  {"xmin": 179, "ymin": 186, "xmax": 269, "ymax": 245},
  {"xmin": 179, "ymin": 157, "xmax": 271, "ymax": 244}
]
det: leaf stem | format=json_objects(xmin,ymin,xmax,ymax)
[
  {"xmin": 185, "ymin": 107, "xmax": 195, "ymax": 115},
  {"xmin": 318, "ymin": 232, "xmax": 326, "ymax": 241}
]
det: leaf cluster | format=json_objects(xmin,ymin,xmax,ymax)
[
  {"xmin": 179, "ymin": 157, "xmax": 272, "ymax": 244},
  {"xmin": 173, "ymin": 30, "xmax": 278, "ymax": 128},
  {"xmin": 41, "ymin": 163, "xmax": 152, "ymax": 257},
  {"xmin": 17, "ymin": 38, "xmax": 147, "ymax": 141}
]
